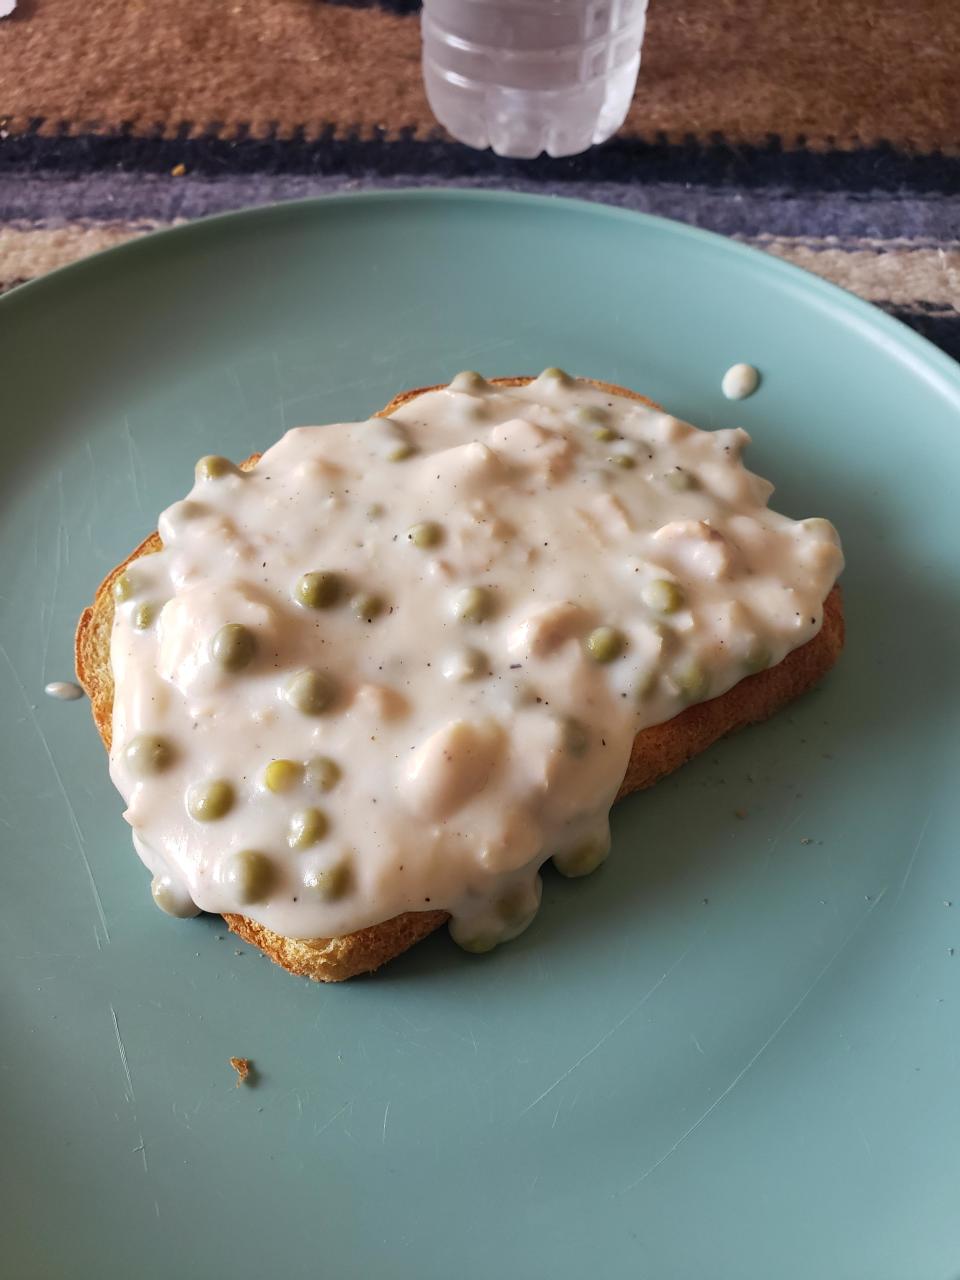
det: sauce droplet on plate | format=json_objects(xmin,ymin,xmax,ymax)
[
  {"xmin": 44, "ymin": 680, "xmax": 85, "ymax": 701},
  {"xmin": 721, "ymin": 363, "xmax": 760, "ymax": 400}
]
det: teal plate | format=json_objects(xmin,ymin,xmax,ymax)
[{"xmin": 2, "ymin": 192, "xmax": 959, "ymax": 1280}]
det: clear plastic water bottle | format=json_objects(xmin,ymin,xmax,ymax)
[{"xmin": 421, "ymin": 0, "xmax": 650, "ymax": 159}]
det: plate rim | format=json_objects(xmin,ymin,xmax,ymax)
[{"xmin": 2, "ymin": 187, "xmax": 959, "ymax": 405}]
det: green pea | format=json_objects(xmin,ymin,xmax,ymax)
[
  {"xmin": 554, "ymin": 836, "xmax": 610, "ymax": 878},
  {"xmin": 150, "ymin": 874, "xmax": 200, "ymax": 919},
  {"xmin": 634, "ymin": 669, "xmax": 658, "ymax": 702},
  {"xmin": 288, "ymin": 807, "xmax": 330, "ymax": 850},
  {"xmin": 445, "ymin": 646, "xmax": 489, "ymax": 682},
  {"xmin": 460, "ymin": 397, "xmax": 490, "ymax": 424},
  {"xmin": 453, "ymin": 586, "xmax": 493, "ymax": 624},
  {"xmin": 450, "ymin": 925, "xmax": 500, "ymax": 955},
  {"xmin": 407, "ymin": 521, "xmax": 444, "ymax": 549},
  {"xmin": 674, "ymin": 660, "xmax": 709, "ymax": 702},
  {"xmin": 642, "ymin": 579, "xmax": 685, "ymax": 614},
  {"xmin": 124, "ymin": 734, "xmax": 175, "ymax": 777},
  {"xmin": 351, "ymin": 592, "xmax": 386, "ymax": 622},
  {"xmin": 133, "ymin": 602, "xmax": 155, "ymax": 630},
  {"xmin": 511, "ymin": 682, "xmax": 540, "ymax": 708},
  {"xmin": 264, "ymin": 759, "xmax": 303, "ymax": 793},
  {"xmin": 497, "ymin": 886, "xmax": 537, "ymax": 928},
  {"xmin": 540, "ymin": 366, "xmax": 573, "ymax": 385},
  {"xmin": 802, "ymin": 517, "xmax": 835, "ymax": 540},
  {"xmin": 387, "ymin": 441, "xmax": 415, "ymax": 462},
  {"xmin": 211, "ymin": 622, "xmax": 256, "ymax": 672},
  {"xmin": 450, "ymin": 370, "xmax": 488, "ymax": 393},
  {"xmin": 306, "ymin": 756, "xmax": 341, "ymax": 792},
  {"xmin": 574, "ymin": 405, "xmax": 608, "ymax": 427},
  {"xmin": 285, "ymin": 669, "xmax": 337, "ymax": 715},
  {"xmin": 593, "ymin": 426, "xmax": 617, "ymax": 442},
  {"xmin": 745, "ymin": 642, "xmax": 772, "ymax": 674},
  {"xmin": 561, "ymin": 716, "xmax": 589, "ymax": 758},
  {"xmin": 303, "ymin": 858, "xmax": 351, "ymax": 900},
  {"xmin": 195, "ymin": 454, "xmax": 236, "ymax": 481},
  {"xmin": 585, "ymin": 626, "xmax": 627, "ymax": 663},
  {"xmin": 186, "ymin": 779, "xmax": 235, "ymax": 822},
  {"xmin": 665, "ymin": 468, "xmax": 698, "ymax": 492},
  {"xmin": 113, "ymin": 572, "xmax": 134, "ymax": 603},
  {"xmin": 294, "ymin": 571, "xmax": 343, "ymax": 610},
  {"xmin": 223, "ymin": 850, "xmax": 275, "ymax": 905},
  {"xmin": 611, "ymin": 453, "xmax": 636, "ymax": 469},
  {"xmin": 168, "ymin": 499, "xmax": 204, "ymax": 523}
]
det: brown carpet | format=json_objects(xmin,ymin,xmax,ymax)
[{"xmin": 0, "ymin": 0, "xmax": 957, "ymax": 151}]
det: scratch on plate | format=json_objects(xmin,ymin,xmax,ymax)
[
  {"xmin": 31, "ymin": 506, "xmax": 41, "ymax": 571},
  {"xmin": 765, "ymin": 807, "xmax": 806, "ymax": 866},
  {"xmin": 690, "ymin": 1034, "xmax": 705, "ymax": 1056},
  {"xmin": 382, "ymin": 1100, "xmax": 391, "ymax": 1144},
  {"xmin": 0, "ymin": 641, "xmax": 110, "ymax": 945},
  {"xmin": 314, "ymin": 1098, "xmax": 354, "ymax": 1138},
  {"xmin": 40, "ymin": 479, "xmax": 65, "ymax": 680},
  {"xmin": 57, "ymin": 469, "xmax": 70, "ymax": 566},
  {"xmin": 281, "ymin": 374, "xmax": 387, "ymax": 412},
  {"xmin": 171, "ymin": 1099, "xmax": 202, "ymax": 1131},
  {"xmin": 619, "ymin": 888, "xmax": 888, "ymax": 1193},
  {"xmin": 450, "ymin": 330, "xmax": 535, "ymax": 363},
  {"xmin": 111, "ymin": 1004, "xmax": 149, "ymax": 1174},
  {"xmin": 518, "ymin": 942, "xmax": 694, "ymax": 1118},
  {"xmin": 895, "ymin": 810, "xmax": 933, "ymax": 904},
  {"xmin": 229, "ymin": 365, "xmax": 249, "ymax": 411},
  {"xmin": 111, "ymin": 1004, "xmax": 135, "ymax": 1104},
  {"xmin": 272, "ymin": 352, "xmax": 288, "ymax": 432},
  {"xmin": 12, "ymin": 951, "xmax": 83, "ymax": 962},
  {"xmin": 121, "ymin": 417, "xmax": 144, "ymax": 514}
]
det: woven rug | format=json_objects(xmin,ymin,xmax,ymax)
[{"xmin": 0, "ymin": 0, "xmax": 957, "ymax": 359}]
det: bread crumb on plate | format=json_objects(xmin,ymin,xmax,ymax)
[{"xmin": 229, "ymin": 1057, "xmax": 253, "ymax": 1087}]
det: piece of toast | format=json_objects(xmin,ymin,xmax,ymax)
[{"xmin": 75, "ymin": 378, "xmax": 844, "ymax": 981}]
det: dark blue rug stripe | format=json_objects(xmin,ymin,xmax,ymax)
[
  {"xmin": 884, "ymin": 308, "xmax": 960, "ymax": 363},
  {"xmin": 4, "ymin": 173, "xmax": 960, "ymax": 244},
  {"xmin": 2, "ymin": 129, "xmax": 959, "ymax": 194}
]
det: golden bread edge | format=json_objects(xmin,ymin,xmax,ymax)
[{"xmin": 75, "ymin": 377, "xmax": 844, "ymax": 982}]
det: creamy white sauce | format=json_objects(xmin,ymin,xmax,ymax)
[
  {"xmin": 722, "ymin": 363, "xmax": 760, "ymax": 400},
  {"xmin": 45, "ymin": 680, "xmax": 85, "ymax": 701},
  {"xmin": 108, "ymin": 372, "xmax": 843, "ymax": 950}
]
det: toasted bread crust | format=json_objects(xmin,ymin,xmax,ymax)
[{"xmin": 76, "ymin": 378, "xmax": 844, "ymax": 981}]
